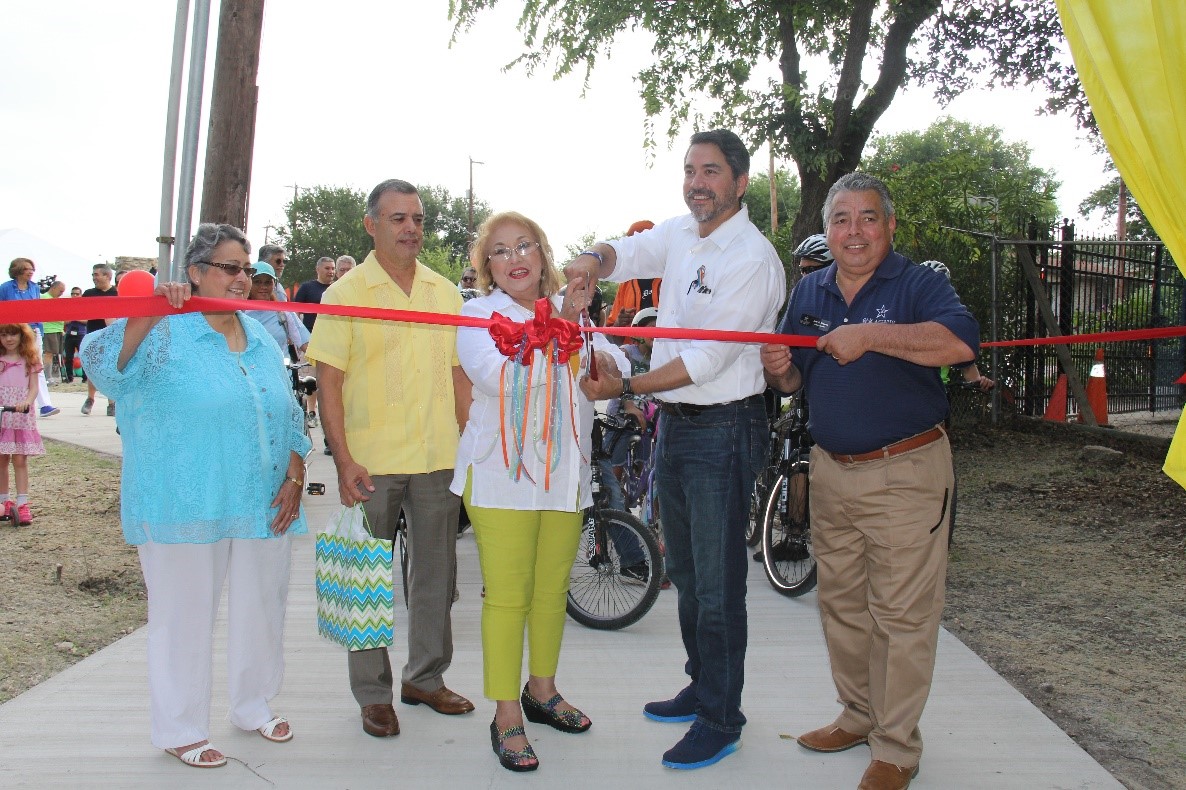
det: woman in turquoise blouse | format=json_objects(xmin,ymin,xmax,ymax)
[{"xmin": 81, "ymin": 223, "xmax": 311, "ymax": 769}]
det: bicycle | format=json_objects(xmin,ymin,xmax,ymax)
[
  {"xmin": 748, "ymin": 390, "xmax": 787, "ymax": 547},
  {"xmin": 566, "ymin": 412, "xmax": 663, "ymax": 630},
  {"xmin": 758, "ymin": 393, "xmax": 817, "ymax": 597}
]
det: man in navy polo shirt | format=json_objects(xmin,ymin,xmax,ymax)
[{"xmin": 761, "ymin": 172, "xmax": 978, "ymax": 790}]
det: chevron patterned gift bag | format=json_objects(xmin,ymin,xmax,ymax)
[{"xmin": 315, "ymin": 505, "xmax": 395, "ymax": 650}]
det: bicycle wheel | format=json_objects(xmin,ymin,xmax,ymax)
[
  {"xmin": 760, "ymin": 462, "xmax": 817, "ymax": 597},
  {"xmin": 747, "ymin": 465, "xmax": 776, "ymax": 547},
  {"xmin": 567, "ymin": 508, "xmax": 662, "ymax": 630}
]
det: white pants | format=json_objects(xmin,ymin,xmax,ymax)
[{"xmin": 137, "ymin": 535, "xmax": 291, "ymax": 749}]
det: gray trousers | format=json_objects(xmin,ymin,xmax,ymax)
[{"xmin": 348, "ymin": 470, "xmax": 461, "ymax": 706}]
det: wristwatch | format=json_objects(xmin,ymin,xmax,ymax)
[{"xmin": 621, "ymin": 377, "xmax": 634, "ymax": 397}]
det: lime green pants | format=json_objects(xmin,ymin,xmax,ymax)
[{"xmin": 463, "ymin": 475, "xmax": 583, "ymax": 701}]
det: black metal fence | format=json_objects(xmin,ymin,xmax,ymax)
[{"xmin": 990, "ymin": 221, "xmax": 1183, "ymax": 420}]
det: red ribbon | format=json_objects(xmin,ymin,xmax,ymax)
[
  {"xmin": 488, "ymin": 298, "xmax": 584, "ymax": 362},
  {"xmin": 6, "ymin": 294, "xmax": 1186, "ymax": 350}
]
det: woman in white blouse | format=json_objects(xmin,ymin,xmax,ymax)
[{"xmin": 452, "ymin": 212, "xmax": 627, "ymax": 772}]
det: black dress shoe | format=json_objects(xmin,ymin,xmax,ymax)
[{"xmin": 361, "ymin": 703, "xmax": 399, "ymax": 737}]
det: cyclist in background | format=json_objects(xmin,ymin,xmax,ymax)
[
  {"xmin": 918, "ymin": 261, "xmax": 994, "ymax": 392},
  {"xmin": 792, "ymin": 233, "xmax": 834, "ymax": 278}
]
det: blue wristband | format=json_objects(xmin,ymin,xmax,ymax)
[{"xmin": 579, "ymin": 250, "xmax": 604, "ymax": 266}]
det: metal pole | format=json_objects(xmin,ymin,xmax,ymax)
[
  {"xmin": 171, "ymin": 0, "xmax": 214, "ymax": 281},
  {"xmin": 467, "ymin": 156, "xmax": 484, "ymax": 245},
  {"xmin": 990, "ymin": 235, "xmax": 1000, "ymax": 426},
  {"xmin": 156, "ymin": 0, "xmax": 191, "ymax": 276}
]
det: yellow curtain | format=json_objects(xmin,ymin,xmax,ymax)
[{"xmin": 1055, "ymin": 0, "xmax": 1186, "ymax": 487}]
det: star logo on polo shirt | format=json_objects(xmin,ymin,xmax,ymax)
[{"xmin": 876, "ymin": 305, "xmax": 889, "ymax": 320}]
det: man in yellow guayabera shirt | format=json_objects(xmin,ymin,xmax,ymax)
[{"xmin": 306, "ymin": 178, "xmax": 475, "ymax": 739}]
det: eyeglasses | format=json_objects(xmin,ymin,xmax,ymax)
[
  {"xmin": 461, "ymin": 276, "xmax": 476, "ymax": 283},
  {"xmin": 275, "ymin": 259, "xmax": 289, "ymax": 266},
  {"xmin": 488, "ymin": 241, "xmax": 539, "ymax": 263},
  {"xmin": 199, "ymin": 261, "xmax": 257, "ymax": 277}
]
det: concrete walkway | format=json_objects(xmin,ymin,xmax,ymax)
[{"xmin": 0, "ymin": 390, "xmax": 1122, "ymax": 789}]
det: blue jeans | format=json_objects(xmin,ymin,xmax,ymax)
[{"xmin": 656, "ymin": 395, "xmax": 767, "ymax": 733}]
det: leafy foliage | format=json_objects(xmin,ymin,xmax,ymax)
[
  {"xmin": 420, "ymin": 184, "xmax": 492, "ymax": 263},
  {"xmin": 275, "ymin": 183, "xmax": 490, "ymax": 287},
  {"xmin": 275, "ymin": 186, "xmax": 372, "ymax": 286},
  {"xmin": 745, "ymin": 168, "xmax": 802, "ymax": 276},
  {"xmin": 450, "ymin": 0, "xmax": 1084, "ymax": 243},
  {"xmin": 1079, "ymin": 177, "xmax": 1157, "ymax": 241},
  {"xmin": 862, "ymin": 117, "xmax": 1060, "ymax": 327}
]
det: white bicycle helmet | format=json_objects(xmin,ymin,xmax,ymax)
[
  {"xmin": 792, "ymin": 234, "xmax": 833, "ymax": 268},
  {"xmin": 919, "ymin": 260, "xmax": 952, "ymax": 281},
  {"xmin": 631, "ymin": 307, "xmax": 659, "ymax": 327}
]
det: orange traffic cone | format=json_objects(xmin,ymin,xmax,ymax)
[
  {"xmin": 1043, "ymin": 374, "xmax": 1068, "ymax": 422},
  {"xmin": 1079, "ymin": 348, "xmax": 1109, "ymax": 426}
]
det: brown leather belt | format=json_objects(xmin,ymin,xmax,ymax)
[{"xmin": 827, "ymin": 426, "xmax": 946, "ymax": 464}]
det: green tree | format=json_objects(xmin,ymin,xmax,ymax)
[
  {"xmin": 275, "ymin": 185, "xmax": 372, "ymax": 286},
  {"xmin": 420, "ymin": 184, "xmax": 492, "ymax": 263},
  {"xmin": 745, "ymin": 169, "xmax": 802, "ymax": 277},
  {"xmin": 1079, "ymin": 177, "xmax": 1157, "ymax": 241},
  {"xmin": 861, "ymin": 117, "xmax": 1060, "ymax": 327},
  {"xmin": 450, "ymin": 1, "xmax": 1080, "ymax": 244}
]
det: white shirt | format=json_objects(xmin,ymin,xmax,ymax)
[
  {"xmin": 606, "ymin": 205, "xmax": 785, "ymax": 405},
  {"xmin": 451, "ymin": 290, "xmax": 629, "ymax": 511}
]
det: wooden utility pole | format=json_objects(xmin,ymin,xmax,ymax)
[{"xmin": 200, "ymin": 0, "xmax": 266, "ymax": 230}]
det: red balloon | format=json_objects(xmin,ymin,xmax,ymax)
[{"xmin": 117, "ymin": 269, "xmax": 155, "ymax": 297}]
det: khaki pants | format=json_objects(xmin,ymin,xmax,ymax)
[{"xmin": 809, "ymin": 432, "xmax": 953, "ymax": 766}]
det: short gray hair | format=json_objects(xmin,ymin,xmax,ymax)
[
  {"xmin": 366, "ymin": 179, "xmax": 419, "ymax": 220},
  {"xmin": 92, "ymin": 263, "xmax": 114, "ymax": 276},
  {"xmin": 335, "ymin": 255, "xmax": 356, "ymax": 266},
  {"xmin": 257, "ymin": 244, "xmax": 284, "ymax": 263},
  {"xmin": 316, "ymin": 256, "xmax": 335, "ymax": 266},
  {"xmin": 185, "ymin": 223, "xmax": 250, "ymax": 282},
  {"xmin": 821, "ymin": 172, "xmax": 895, "ymax": 229}
]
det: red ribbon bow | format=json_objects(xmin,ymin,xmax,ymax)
[{"xmin": 488, "ymin": 298, "xmax": 583, "ymax": 363}]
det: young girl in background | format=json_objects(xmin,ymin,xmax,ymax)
[{"xmin": 0, "ymin": 323, "xmax": 46, "ymax": 525}]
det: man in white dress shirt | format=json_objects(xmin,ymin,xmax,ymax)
[{"xmin": 569, "ymin": 129, "xmax": 785, "ymax": 770}]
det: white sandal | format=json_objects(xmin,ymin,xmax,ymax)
[
  {"xmin": 165, "ymin": 743, "xmax": 227, "ymax": 768},
  {"xmin": 258, "ymin": 715, "xmax": 293, "ymax": 743}
]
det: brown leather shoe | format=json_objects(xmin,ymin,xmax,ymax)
[
  {"xmin": 857, "ymin": 759, "xmax": 919, "ymax": 790},
  {"xmin": 361, "ymin": 703, "xmax": 400, "ymax": 737},
  {"xmin": 796, "ymin": 723, "xmax": 869, "ymax": 752},
  {"xmin": 399, "ymin": 683, "xmax": 475, "ymax": 715}
]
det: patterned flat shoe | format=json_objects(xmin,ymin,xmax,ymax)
[
  {"xmin": 490, "ymin": 720, "xmax": 538, "ymax": 772},
  {"xmin": 521, "ymin": 684, "xmax": 592, "ymax": 733}
]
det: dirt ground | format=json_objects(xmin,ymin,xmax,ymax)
[
  {"xmin": 1, "ymin": 417, "xmax": 1183, "ymax": 788},
  {"xmin": 946, "ymin": 418, "xmax": 1186, "ymax": 790}
]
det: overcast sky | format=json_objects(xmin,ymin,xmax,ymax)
[{"xmin": 1, "ymin": 1, "xmax": 1111, "ymax": 269}]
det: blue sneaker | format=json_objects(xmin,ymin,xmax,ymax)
[
  {"xmin": 39, "ymin": 406, "xmax": 60, "ymax": 418},
  {"xmin": 661, "ymin": 721, "xmax": 741, "ymax": 770},
  {"xmin": 644, "ymin": 684, "xmax": 698, "ymax": 723}
]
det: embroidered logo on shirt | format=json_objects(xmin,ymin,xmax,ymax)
[
  {"xmin": 863, "ymin": 304, "xmax": 895, "ymax": 325},
  {"xmin": 686, "ymin": 264, "xmax": 712, "ymax": 296}
]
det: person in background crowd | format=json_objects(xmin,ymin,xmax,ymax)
[
  {"xmin": 257, "ymin": 245, "xmax": 289, "ymax": 301},
  {"xmin": 0, "ymin": 323, "xmax": 46, "ymax": 526},
  {"xmin": 81, "ymin": 223, "xmax": 310, "ymax": 769},
  {"xmin": 80, "ymin": 264, "xmax": 118, "ymax": 417},
  {"xmin": 246, "ymin": 262, "xmax": 318, "ymax": 429},
  {"xmin": 63, "ymin": 286, "xmax": 86, "ymax": 383},
  {"xmin": 39, "ymin": 280, "xmax": 66, "ymax": 384},
  {"xmin": 0, "ymin": 259, "xmax": 58, "ymax": 417},
  {"xmin": 570, "ymin": 129, "xmax": 785, "ymax": 770},
  {"xmin": 334, "ymin": 254, "xmax": 356, "ymax": 280},
  {"xmin": 306, "ymin": 178, "xmax": 473, "ymax": 740},
  {"xmin": 294, "ymin": 257, "xmax": 336, "ymax": 332},
  {"xmin": 761, "ymin": 172, "xmax": 979, "ymax": 790},
  {"xmin": 455, "ymin": 211, "xmax": 627, "ymax": 772},
  {"xmin": 916, "ymin": 260, "xmax": 995, "ymax": 392},
  {"xmin": 605, "ymin": 220, "xmax": 662, "ymax": 344},
  {"xmin": 458, "ymin": 266, "xmax": 477, "ymax": 289}
]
